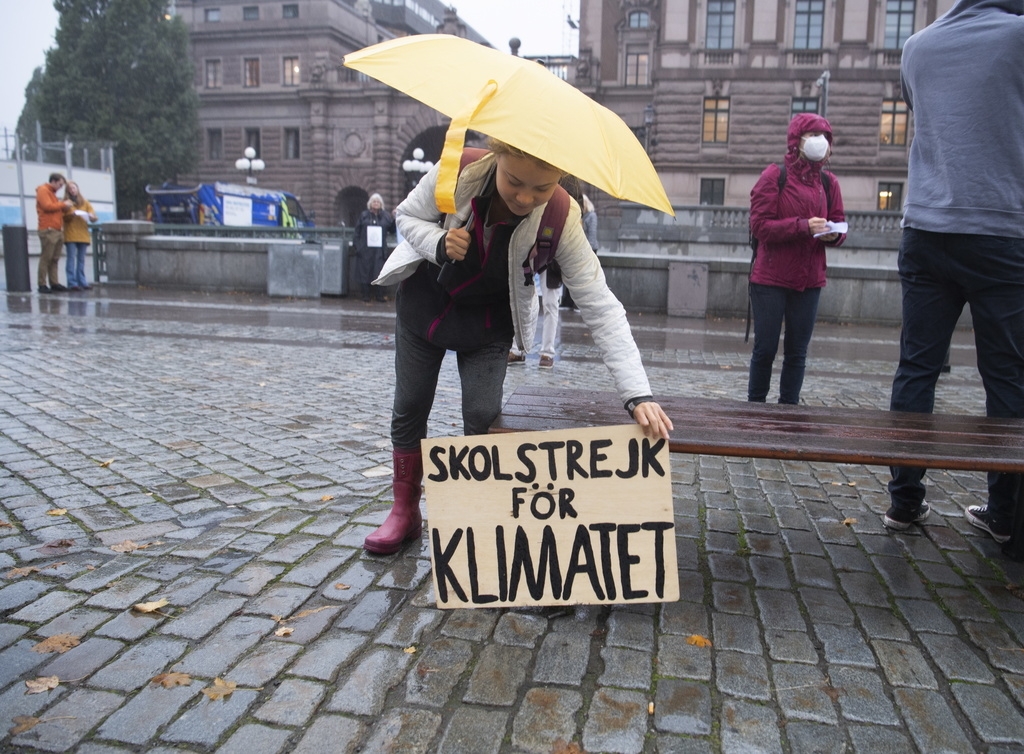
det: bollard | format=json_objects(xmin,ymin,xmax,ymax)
[{"xmin": 2, "ymin": 225, "xmax": 32, "ymax": 292}]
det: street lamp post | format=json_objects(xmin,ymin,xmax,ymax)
[
  {"xmin": 235, "ymin": 146, "xmax": 265, "ymax": 185},
  {"xmin": 402, "ymin": 147, "xmax": 434, "ymax": 192}
]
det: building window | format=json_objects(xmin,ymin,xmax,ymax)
[
  {"xmin": 880, "ymin": 99, "xmax": 908, "ymax": 145},
  {"xmin": 243, "ymin": 6, "xmax": 259, "ymax": 20},
  {"xmin": 625, "ymin": 49, "xmax": 649, "ymax": 86},
  {"xmin": 702, "ymin": 97, "xmax": 730, "ymax": 143},
  {"xmin": 878, "ymin": 182, "xmax": 903, "ymax": 211},
  {"xmin": 284, "ymin": 128, "xmax": 301, "ymax": 160},
  {"xmin": 207, "ymin": 129, "xmax": 223, "ymax": 161},
  {"xmin": 706, "ymin": 1, "xmax": 735, "ymax": 50},
  {"xmin": 283, "ymin": 57, "xmax": 300, "ymax": 86},
  {"xmin": 794, "ymin": 0, "xmax": 825, "ymax": 49},
  {"xmin": 204, "ymin": 59, "xmax": 222, "ymax": 89},
  {"xmin": 627, "ymin": 11, "xmax": 650, "ymax": 28},
  {"xmin": 282, "ymin": 3, "xmax": 299, "ymax": 18},
  {"xmin": 244, "ymin": 58, "xmax": 260, "ymax": 87},
  {"xmin": 245, "ymin": 128, "xmax": 261, "ymax": 157},
  {"xmin": 791, "ymin": 97, "xmax": 819, "ymax": 117},
  {"xmin": 884, "ymin": 0, "xmax": 915, "ymax": 49},
  {"xmin": 699, "ymin": 179, "xmax": 726, "ymax": 206},
  {"xmin": 204, "ymin": 8, "xmax": 221, "ymax": 22}
]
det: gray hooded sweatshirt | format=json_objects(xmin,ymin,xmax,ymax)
[{"xmin": 900, "ymin": 0, "xmax": 1024, "ymax": 238}]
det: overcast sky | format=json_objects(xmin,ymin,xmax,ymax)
[{"xmin": 0, "ymin": 0, "xmax": 577, "ymax": 137}]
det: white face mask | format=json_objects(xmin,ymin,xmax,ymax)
[{"xmin": 802, "ymin": 134, "xmax": 830, "ymax": 162}]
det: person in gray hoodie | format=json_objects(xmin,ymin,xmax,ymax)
[{"xmin": 883, "ymin": 0, "xmax": 1024, "ymax": 546}]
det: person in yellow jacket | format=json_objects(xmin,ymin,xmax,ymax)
[
  {"xmin": 63, "ymin": 181, "xmax": 98, "ymax": 291},
  {"xmin": 35, "ymin": 172, "xmax": 72, "ymax": 292}
]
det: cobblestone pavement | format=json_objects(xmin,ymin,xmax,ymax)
[{"xmin": 1, "ymin": 286, "xmax": 1023, "ymax": 754}]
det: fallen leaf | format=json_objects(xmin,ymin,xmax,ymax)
[
  {"xmin": 6, "ymin": 566, "xmax": 41, "ymax": 578},
  {"xmin": 110, "ymin": 540, "xmax": 164, "ymax": 553},
  {"xmin": 133, "ymin": 598, "xmax": 170, "ymax": 614},
  {"xmin": 1007, "ymin": 583, "xmax": 1024, "ymax": 600},
  {"xmin": 403, "ymin": 646, "xmax": 417, "ymax": 654},
  {"xmin": 551, "ymin": 741, "xmax": 585, "ymax": 754},
  {"xmin": 848, "ymin": 482, "xmax": 857, "ymax": 486},
  {"xmin": 274, "ymin": 626, "xmax": 294, "ymax": 637},
  {"xmin": 320, "ymin": 494, "xmax": 334, "ymax": 502},
  {"xmin": 201, "ymin": 677, "xmax": 238, "ymax": 701},
  {"xmin": 25, "ymin": 676, "xmax": 60, "ymax": 694},
  {"xmin": 98, "ymin": 458, "xmax": 115, "ymax": 467},
  {"xmin": 151, "ymin": 672, "xmax": 192, "ymax": 688},
  {"xmin": 289, "ymin": 606, "xmax": 338, "ymax": 621},
  {"xmin": 0, "ymin": 521, "xmax": 13, "ymax": 529},
  {"xmin": 10, "ymin": 716, "xmax": 41, "ymax": 735},
  {"xmin": 686, "ymin": 634, "xmax": 713, "ymax": 648},
  {"xmin": 40, "ymin": 539, "xmax": 75, "ymax": 549},
  {"xmin": 32, "ymin": 634, "xmax": 80, "ymax": 654},
  {"xmin": 9, "ymin": 714, "xmax": 76, "ymax": 735},
  {"xmin": 334, "ymin": 583, "xmax": 350, "ymax": 590},
  {"xmin": 46, "ymin": 509, "xmax": 68, "ymax": 516},
  {"xmin": 842, "ymin": 517, "xmax": 858, "ymax": 526},
  {"xmin": 648, "ymin": 701, "xmax": 655, "ymax": 715}
]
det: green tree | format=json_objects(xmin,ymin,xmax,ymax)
[{"xmin": 27, "ymin": 0, "xmax": 198, "ymax": 218}]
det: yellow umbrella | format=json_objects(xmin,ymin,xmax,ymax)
[{"xmin": 343, "ymin": 34, "xmax": 674, "ymax": 216}]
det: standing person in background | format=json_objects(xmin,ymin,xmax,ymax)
[
  {"xmin": 353, "ymin": 193, "xmax": 395, "ymax": 302},
  {"xmin": 883, "ymin": 0, "xmax": 1024, "ymax": 537},
  {"xmin": 35, "ymin": 173, "xmax": 71, "ymax": 293},
  {"xmin": 509, "ymin": 175, "xmax": 584, "ymax": 369},
  {"xmin": 747, "ymin": 113, "xmax": 846, "ymax": 405},
  {"xmin": 63, "ymin": 181, "xmax": 98, "ymax": 291}
]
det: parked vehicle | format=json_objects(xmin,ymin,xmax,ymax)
[{"xmin": 145, "ymin": 182, "xmax": 314, "ymax": 227}]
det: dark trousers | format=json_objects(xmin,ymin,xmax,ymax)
[
  {"xmin": 888, "ymin": 228, "xmax": 1024, "ymax": 524},
  {"xmin": 747, "ymin": 283, "xmax": 822, "ymax": 405},
  {"xmin": 391, "ymin": 318, "xmax": 511, "ymax": 450}
]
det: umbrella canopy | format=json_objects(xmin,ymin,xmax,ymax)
[{"xmin": 343, "ymin": 34, "xmax": 674, "ymax": 216}]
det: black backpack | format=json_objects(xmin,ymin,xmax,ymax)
[{"xmin": 745, "ymin": 164, "xmax": 833, "ymax": 342}]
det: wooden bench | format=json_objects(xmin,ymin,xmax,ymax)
[{"xmin": 490, "ymin": 386, "xmax": 1024, "ymax": 561}]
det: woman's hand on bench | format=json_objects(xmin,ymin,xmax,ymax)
[{"xmin": 633, "ymin": 401, "xmax": 673, "ymax": 441}]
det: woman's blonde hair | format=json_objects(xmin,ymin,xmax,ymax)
[
  {"xmin": 66, "ymin": 181, "xmax": 84, "ymax": 207},
  {"xmin": 485, "ymin": 138, "xmax": 566, "ymax": 177}
]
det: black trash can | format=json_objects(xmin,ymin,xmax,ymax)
[{"xmin": 2, "ymin": 225, "xmax": 31, "ymax": 292}]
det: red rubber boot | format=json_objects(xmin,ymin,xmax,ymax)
[{"xmin": 363, "ymin": 447, "xmax": 424, "ymax": 554}]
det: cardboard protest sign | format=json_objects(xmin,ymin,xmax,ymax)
[{"xmin": 421, "ymin": 424, "xmax": 678, "ymax": 608}]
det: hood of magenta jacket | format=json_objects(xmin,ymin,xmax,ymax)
[{"xmin": 748, "ymin": 113, "xmax": 845, "ymax": 291}]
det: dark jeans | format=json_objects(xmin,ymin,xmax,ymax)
[
  {"xmin": 391, "ymin": 317, "xmax": 511, "ymax": 450},
  {"xmin": 889, "ymin": 228, "xmax": 1024, "ymax": 523},
  {"xmin": 747, "ymin": 283, "xmax": 822, "ymax": 405}
]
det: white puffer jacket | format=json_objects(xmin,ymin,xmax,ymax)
[{"xmin": 375, "ymin": 152, "xmax": 653, "ymax": 404}]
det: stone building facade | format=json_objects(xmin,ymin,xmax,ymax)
[{"xmin": 179, "ymin": 0, "xmax": 953, "ymax": 230}]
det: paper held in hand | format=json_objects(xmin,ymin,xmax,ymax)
[
  {"xmin": 814, "ymin": 220, "xmax": 848, "ymax": 238},
  {"xmin": 421, "ymin": 424, "xmax": 679, "ymax": 609}
]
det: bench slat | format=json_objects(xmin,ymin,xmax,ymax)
[{"xmin": 490, "ymin": 387, "xmax": 1024, "ymax": 473}]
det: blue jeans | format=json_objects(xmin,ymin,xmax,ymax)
[
  {"xmin": 747, "ymin": 283, "xmax": 822, "ymax": 404},
  {"xmin": 391, "ymin": 318, "xmax": 511, "ymax": 450},
  {"xmin": 889, "ymin": 228, "xmax": 1024, "ymax": 523},
  {"xmin": 65, "ymin": 242, "xmax": 89, "ymax": 288}
]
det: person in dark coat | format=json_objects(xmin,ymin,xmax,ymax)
[
  {"xmin": 353, "ymin": 193, "xmax": 395, "ymax": 302},
  {"xmin": 747, "ymin": 113, "xmax": 846, "ymax": 405}
]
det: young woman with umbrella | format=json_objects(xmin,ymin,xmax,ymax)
[{"xmin": 363, "ymin": 139, "xmax": 673, "ymax": 554}]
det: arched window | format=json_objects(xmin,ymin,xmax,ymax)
[{"xmin": 628, "ymin": 10, "xmax": 650, "ymax": 29}]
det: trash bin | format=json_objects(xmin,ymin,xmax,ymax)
[{"xmin": 2, "ymin": 225, "xmax": 31, "ymax": 292}]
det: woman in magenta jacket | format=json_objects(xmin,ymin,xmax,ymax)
[{"xmin": 747, "ymin": 113, "xmax": 846, "ymax": 404}]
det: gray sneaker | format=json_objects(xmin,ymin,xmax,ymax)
[{"xmin": 882, "ymin": 502, "xmax": 931, "ymax": 531}]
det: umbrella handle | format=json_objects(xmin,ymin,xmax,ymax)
[{"xmin": 436, "ymin": 208, "xmax": 475, "ymax": 286}]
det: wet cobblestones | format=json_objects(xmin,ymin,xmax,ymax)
[{"xmin": 1, "ymin": 288, "xmax": 1023, "ymax": 753}]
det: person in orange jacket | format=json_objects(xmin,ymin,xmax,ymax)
[{"xmin": 35, "ymin": 173, "xmax": 72, "ymax": 293}]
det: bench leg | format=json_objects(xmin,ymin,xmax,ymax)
[{"xmin": 1001, "ymin": 474, "xmax": 1024, "ymax": 562}]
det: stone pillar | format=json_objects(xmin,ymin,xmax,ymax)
[{"xmin": 102, "ymin": 221, "xmax": 154, "ymax": 285}]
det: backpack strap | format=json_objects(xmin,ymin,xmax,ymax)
[{"xmin": 523, "ymin": 185, "xmax": 571, "ymax": 279}]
